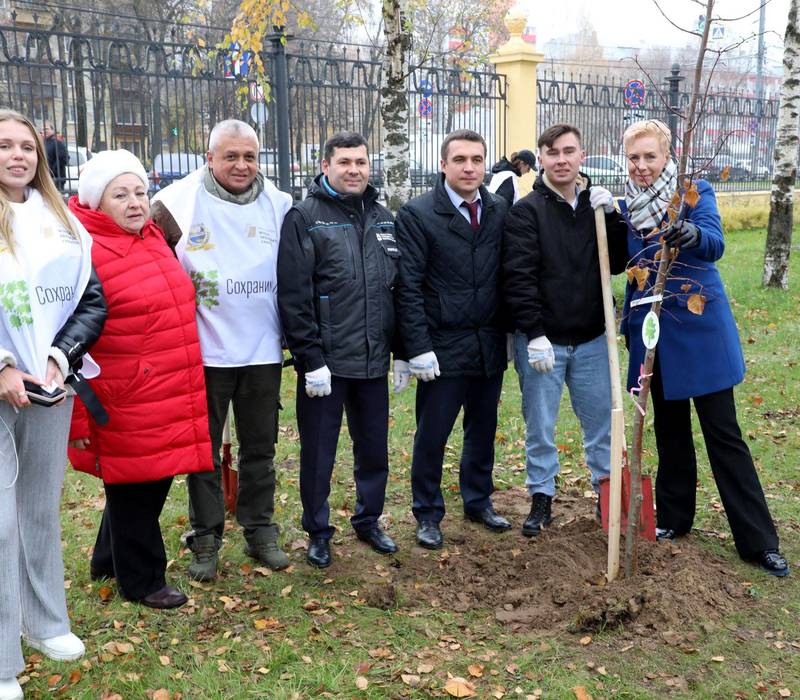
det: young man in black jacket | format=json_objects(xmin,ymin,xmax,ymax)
[
  {"xmin": 43, "ymin": 122, "xmax": 69, "ymax": 192},
  {"xmin": 277, "ymin": 132, "xmax": 400, "ymax": 568},
  {"xmin": 395, "ymin": 129, "xmax": 511, "ymax": 550},
  {"xmin": 503, "ymin": 123, "xmax": 629, "ymax": 536}
]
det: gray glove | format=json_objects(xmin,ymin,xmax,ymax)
[{"xmin": 664, "ymin": 220, "xmax": 700, "ymax": 249}]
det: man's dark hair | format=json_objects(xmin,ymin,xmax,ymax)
[
  {"xmin": 441, "ymin": 129, "xmax": 487, "ymax": 161},
  {"xmin": 323, "ymin": 131, "xmax": 369, "ymax": 162},
  {"xmin": 538, "ymin": 124, "xmax": 582, "ymax": 150}
]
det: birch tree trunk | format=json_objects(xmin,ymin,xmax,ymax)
[
  {"xmin": 762, "ymin": 0, "xmax": 799, "ymax": 290},
  {"xmin": 381, "ymin": 0, "xmax": 412, "ymax": 213}
]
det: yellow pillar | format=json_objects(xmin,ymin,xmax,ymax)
[{"xmin": 489, "ymin": 9, "xmax": 544, "ymax": 195}]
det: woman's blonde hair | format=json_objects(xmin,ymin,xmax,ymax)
[
  {"xmin": 622, "ymin": 119, "xmax": 671, "ymax": 157},
  {"xmin": 0, "ymin": 109, "xmax": 77, "ymax": 255}
]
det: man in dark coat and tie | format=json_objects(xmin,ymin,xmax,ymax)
[{"xmin": 394, "ymin": 129, "xmax": 511, "ymax": 549}]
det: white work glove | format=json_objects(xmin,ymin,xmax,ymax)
[
  {"xmin": 305, "ymin": 365, "xmax": 332, "ymax": 397},
  {"xmin": 527, "ymin": 336, "xmax": 555, "ymax": 373},
  {"xmin": 589, "ymin": 185, "xmax": 615, "ymax": 213},
  {"xmin": 393, "ymin": 360, "xmax": 411, "ymax": 393},
  {"xmin": 409, "ymin": 351, "xmax": 440, "ymax": 382}
]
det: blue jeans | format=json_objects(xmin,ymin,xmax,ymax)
[{"xmin": 514, "ymin": 332, "xmax": 611, "ymax": 497}]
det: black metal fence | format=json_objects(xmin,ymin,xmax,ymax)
[
  {"xmin": 0, "ymin": 15, "xmax": 507, "ymax": 201},
  {"xmin": 537, "ymin": 67, "xmax": 782, "ymax": 194}
]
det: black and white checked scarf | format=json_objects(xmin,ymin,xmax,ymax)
[{"xmin": 624, "ymin": 159, "xmax": 677, "ymax": 233}]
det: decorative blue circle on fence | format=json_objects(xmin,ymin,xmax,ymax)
[
  {"xmin": 418, "ymin": 98, "xmax": 433, "ymax": 118},
  {"xmin": 419, "ymin": 79, "xmax": 433, "ymax": 98},
  {"xmin": 623, "ymin": 79, "xmax": 646, "ymax": 108}
]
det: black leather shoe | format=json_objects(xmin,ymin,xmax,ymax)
[
  {"xmin": 306, "ymin": 537, "xmax": 332, "ymax": 568},
  {"xmin": 655, "ymin": 527, "xmax": 677, "ymax": 541},
  {"xmin": 522, "ymin": 493, "xmax": 552, "ymax": 537},
  {"xmin": 465, "ymin": 506, "xmax": 511, "ymax": 532},
  {"xmin": 415, "ymin": 521, "xmax": 443, "ymax": 549},
  {"xmin": 140, "ymin": 585, "xmax": 188, "ymax": 610},
  {"xmin": 356, "ymin": 526, "xmax": 398, "ymax": 554},
  {"xmin": 753, "ymin": 549, "xmax": 789, "ymax": 577}
]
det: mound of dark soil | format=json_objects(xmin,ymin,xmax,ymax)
[{"xmin": 333, "ymin": 487, "xmax": 749, "ymax": 633}]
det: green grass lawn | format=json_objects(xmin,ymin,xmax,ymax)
[{"xmin": 21, "ymin": 228, "xmax": 800, "ymax": 699}]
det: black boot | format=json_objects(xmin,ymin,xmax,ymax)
[{"xmin": 522, "ymin": 493, "xmax": 553, "ymax": 537}]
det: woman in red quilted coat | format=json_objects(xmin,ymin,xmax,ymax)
[{"xmin": 67, "ymin": 150, "xmax": 213, "ymax": 609}]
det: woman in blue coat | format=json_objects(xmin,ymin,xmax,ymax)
[{"xmin": 620, "ymin": 119, "xmax": 787, "ymax": 577}]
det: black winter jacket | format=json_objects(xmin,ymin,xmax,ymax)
[
  {"xmin": 277, "ymin": 176, "xmax": 398, "ymax": 378},
  {"xmin": 502, "ymin": 174, "xmax": 629, "ymax": 346},
  {"xmin": 53, "ymin": 266, "xmax": 107, "ymax": 370},
  {"xmin": 45, "ymin": 135, "xmax": 69, "ymax": 186},
  {"xmin": 394, "ymin": 175, "xmax": 509, "ymax": 378}
]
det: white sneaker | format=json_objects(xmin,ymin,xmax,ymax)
[
  {"xmin": 0, "ymin": 677, "xmax": 23, "ymax": 700},
  {"xmin": 23, "ymin": 632, "xmax": 85, "ymax": 661}
]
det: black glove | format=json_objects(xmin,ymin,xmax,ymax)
[{"xmin": 664, "ymin": 220, "xmax": 700, "ymax": 249}]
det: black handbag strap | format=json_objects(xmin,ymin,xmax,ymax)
[{"xmin": 66, "ymin": 372, "xmax": 109, "ymax": 426}]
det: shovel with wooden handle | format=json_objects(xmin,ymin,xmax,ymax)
[{"xmin": 594, "ymin": 207, "xmax": 625, "ymax": 581}]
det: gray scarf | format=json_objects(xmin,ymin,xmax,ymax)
[
  {"xmin": 203, "ymin": 166, "xmax": 265, "ymax": 204},
  {"xmin": 624, "ymin": 159, "xmax": 677, "ymax": 233}
]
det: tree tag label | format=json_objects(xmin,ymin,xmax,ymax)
[
  {"xmin": 642, "ymin": 311, "xmax": 660, "ymax": 349},
  {"xmin": 630, "ymin": 293, "xmax": 663, "ymax": 308}
]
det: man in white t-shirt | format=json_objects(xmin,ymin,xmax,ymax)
[{"xmin": 152, "ymin": 120, "xmax": 292, "ymax": 580}]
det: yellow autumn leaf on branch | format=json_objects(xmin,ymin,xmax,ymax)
[
  {"xmin": 687, "ymin": 294, "xmax": 706, "ymax": 315},
  {"xmin": 684, "ymin": 184, "xmax": 700, "ymax": 208}
]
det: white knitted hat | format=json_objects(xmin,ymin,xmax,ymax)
[{"xmin": 78, "ymin": 149, "xmax": 149, "ymax": 210}]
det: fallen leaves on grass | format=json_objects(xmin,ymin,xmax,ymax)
[
  {"xmin": 355, "ymin": 676, "xmax": 369, "ymax": 690},
  {"xmin": 444, "ymin": 677, "xmax": 476, "ymax": 697},
  {"xmin": 573, "ymin": 686, "xmax": 592, "ymax": 700}
]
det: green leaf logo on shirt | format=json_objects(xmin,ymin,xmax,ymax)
[
  {"xmin": 0, "ymin": 280, "xmax": 33, "ymax": 328},
  {"xmin": 190, "ymin": 270, "xmax": 219, "ymax": 309}
]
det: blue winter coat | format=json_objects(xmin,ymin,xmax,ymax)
[{"xmin": 620, "ymin": 180, "xmax": 745, "ymax": 400}]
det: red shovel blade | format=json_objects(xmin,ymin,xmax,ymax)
[
  {"xmin": 221, "ymin": 443, "xmax": 238, "ymax": 515},
  {"xmin": 599, "ymin": 467, "xmax": 656, "ymax": 542}
]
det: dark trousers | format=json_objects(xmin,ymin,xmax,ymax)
[
  {"xmin": 91, "ymin": 477, "xmax": 173, "ymax": 601},
  {"xmin": 651, "ymin": 358, "xmax": 778, "ymax": 558},
  {"xmin": 188, "ymin": 364, "xmax": 282, "ymax": 542},
  {"xmin": 296, "ymin": 374, "xmax": 389, "ymax": 539},
  {"xmin": 411, "ymin": 374, "xmax": 504, "ymax": 523}
]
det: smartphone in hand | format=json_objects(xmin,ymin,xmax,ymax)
[{"xmin": 23, "ymin": 380, "xmax": 67, "ymax": 406}]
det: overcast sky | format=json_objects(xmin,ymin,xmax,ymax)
[{"xmin": 519, "ymin": 0, "xmax": 791, "ymax": 67}]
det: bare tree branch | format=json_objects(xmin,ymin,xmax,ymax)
[{"xmin": 651, "ymin": 0, "xmax": 703, "ymax": 37}]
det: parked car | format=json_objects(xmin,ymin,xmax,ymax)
[
  {"xmin": 149, "ymin": 152, "xmax": 205, "ymax": 190},
  {"xmin": 582, "ymin": 154, "xmax": 628, "ymax": 190},
  {"xmin": 259, "ymin": 149, "xmax": 304, "ymax": 200},
  {"xmin": 735, "ymin": 158, "xmax": 771, "ymax": 179},
  {"xmin": 64, "ymin": 145, "xmax": 92, "ymax": 195},
  {"xmin": 369, "ymin": 154, "xmax": 438, "ymax": 190}
]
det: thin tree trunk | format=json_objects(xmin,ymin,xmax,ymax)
[
  {"xmin": 624, "ymin": 0, "xmax": 715, "ymax": 578},
  {"xmin": 381, "ymin": 0, "xmax": 412, "ymax": 213},
  {"xmin": 762, "ymin": 0, "xmax": 799, "ymax": 290}
]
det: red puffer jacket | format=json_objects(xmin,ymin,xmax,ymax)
[{"xmin": 67, "ymin": 198, "xmax": 213, "ymax": 483}]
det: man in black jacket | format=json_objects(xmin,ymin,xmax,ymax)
[
  {"xmin": 503, "ymin": 123, "xmax": 629, "ymax": 536},
  {"xmin": 43, "ymin": 122, "xmax": 69, "ymax": 192},
  {"xmin": 395, "ymin": 129, "xmax": 511, "ymax": 549},
  {"xmin": 277, "ymin": 132, "xmax": 400, "ymax": 568}
]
